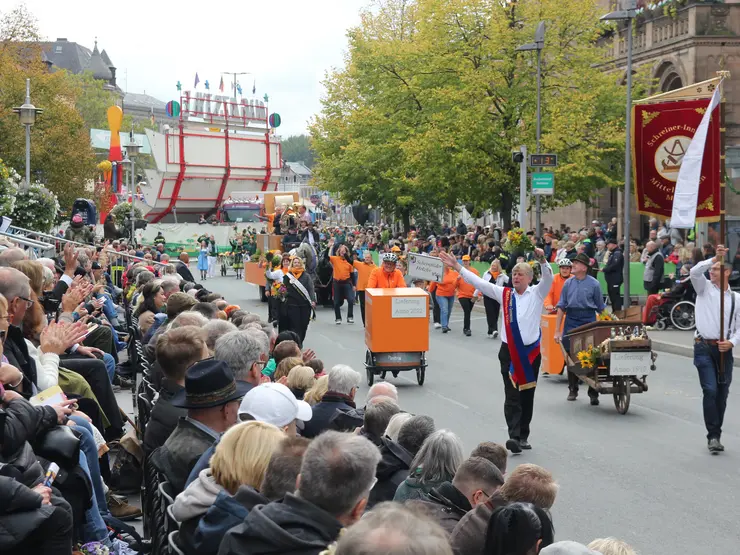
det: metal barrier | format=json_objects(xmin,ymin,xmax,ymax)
[
  {"xmin": 6, "ymin": 225, "xmax": 168, "ymax": 267},
  {"xmin": 0, "ymin": 230, "xmax": 56, "ymax": 258}
]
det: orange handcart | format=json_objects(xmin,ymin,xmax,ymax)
[{"xmin": 364, "ymin": 288, "xmax": 430, "ymax": 386}]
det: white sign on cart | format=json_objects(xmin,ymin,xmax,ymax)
[{"xmin": 408, "ymin": 253, "xmax": 444, "ymax": 282}]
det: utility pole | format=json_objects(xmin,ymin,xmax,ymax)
[{"xmin": 519, "ymin": 145, "xmax": 528, "ymax": 226}]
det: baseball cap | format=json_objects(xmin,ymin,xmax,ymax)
[
  {"xmin": 461, "ymin": 255, "xmax": 471, "ymax": 261},
  {"xmin": 238, "ymin": 383, "xmax": 312, "ymax": 428},
  {"xmin": 540, "ymin": 541, "xmax": 599, "ymax": 555}
]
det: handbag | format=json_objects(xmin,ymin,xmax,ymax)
[
  {"xmin": 34, "ymin": 425, "xmax": 81, "ymax": 470},
  {"xmin": 109, "ymin": 428, "xmax": 144, "ymax": 494}
]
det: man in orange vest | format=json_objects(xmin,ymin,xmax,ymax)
[
  {"xmin": 367, "ymin": 252, "xmax": 405, "ymax": 289},
  {"xmin": 544, "ymin": 258, "xmax": 572, "ymax": 313},
  {"xmin": 353, "ymin": 251, "xmax": 377, "ymax": 326}
]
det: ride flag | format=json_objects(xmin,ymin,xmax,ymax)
[{"xmin": 632, "ymin": 97, "xmax": 721, "ymax": 222}]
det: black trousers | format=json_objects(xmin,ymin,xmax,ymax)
[
  {"xmin": 458, "ymin": 298, "xmax": 473, "ymax": 331},
  {"xmin": 498, "ymin": 343, "xmax": 540, "ymax": 441},
  {"xmin": 358, "ymin": 291, "xmax": 367, "ymax": 326},
  {"xmin": 280, "ymin": 303, "xmax": 312, "ymax": 343},
  {"xmin": 607, "ymin": 282, "xmax": 623, "ymax": 312},
  {"xmin": 484, "ymin": 296, "xmax": 500, "ymax": 333},
  {"xmin": 6, "ymin": 493, "xmax": 73, "ymax": 555},
  {"xmin": 268, "ymin": 296, "xmax": 280, "ymax": 325},
  {"xmin": 60, "ymin": 355, "xmax": 124, "ymax": 439},
  {"xmin": 431, "ymin": 291, "xmax": 441, "ymax": 324}
]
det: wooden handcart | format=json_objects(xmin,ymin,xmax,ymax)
[{"xmin": 562, "ymin": 321, "xmax": 657, "ymax": 414}]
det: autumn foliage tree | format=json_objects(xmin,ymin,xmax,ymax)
[
  {"xmin": 311, "ymin": 0, "xmax": 649, "ymax": 228},
  {"xmin": 0, "ymin": 5, "xmax": 97, "ymax": 210}
]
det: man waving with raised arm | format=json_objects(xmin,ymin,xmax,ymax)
[{"xmin": 439, "ymin": 248, "xmax": 552, "ymax": 454}]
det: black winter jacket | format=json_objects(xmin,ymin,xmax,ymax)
[
  {"xmin": 368, "ymin": 436, "xmax": 412, "ymax": 507},
  {"xmin": 1, "ymin": 398, "xmax": 58, "ymax": 486}
]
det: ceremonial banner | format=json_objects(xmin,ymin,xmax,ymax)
[{"xmin": 632, "ymin": 98, "xmax": 721, "ymax": 221}]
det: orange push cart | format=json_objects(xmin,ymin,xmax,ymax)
[{"xmin": 364, "ymin": 288, "xmax": 430, "ymax": 386}]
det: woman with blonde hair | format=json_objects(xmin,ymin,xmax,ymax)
[
  {"xmin": 287, "ymin": 365, "xmax": 316, "ymax": 400},
  {"xmin": 303, "ymin": 374, "xmax": 329, "ymax": 406},
  {"xmin": 172, "ymin": 421, "xmax": 285, "ymax": 553},
  {"xmin": 588, "ymin": 537, "xmax": 638, "ymax": 555},
  {"xmin": 273, "ymin": 356, "xmax": 304, "ymax": 382}
]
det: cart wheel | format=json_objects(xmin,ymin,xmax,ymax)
[
  {"xmin": 670, "ymin": 301, "xmax": 696, "ymax": 331},
  {"xmin": 654, "ymin": 318, "xmax": 667, "ymax": 331},
  {"xmin": 416, "ymin": 367, "xmax": 425, "ymax": 385},
  {"xmin": 613, "ymin": 377, "xmax": 631, "ymax": 414},
  {"xmin": 365, "ymin": 351, "xmax": 374, "ymax": 386}
]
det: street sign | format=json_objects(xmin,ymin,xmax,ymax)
[
  {"xmin": 529, "ymin": 154, "xmax": 558, "ymax": 167},
  {"xmin": 408, "ymin": 253, "xmax": 444, "ymax": 282},
  {"xmin": 532, "ymin": 172, "xmax": 554, "ymax": 195}
]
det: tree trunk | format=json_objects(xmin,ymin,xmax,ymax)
[
  {"xmin": 401, "ymin": 208, "xmax": 411, "ymax": 235},
  {"xmin": 501, "ymin": 189, "xmax": 513, "ymax": 231}
]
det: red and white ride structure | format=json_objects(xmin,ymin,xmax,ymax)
[{"xmin": 141, "ymin": 91, "xmax": 282, "ymax": 223}]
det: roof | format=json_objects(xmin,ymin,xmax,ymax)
[
  {"xmin": 41, "ymin": 38, "xmax": 92, "ymax": 75},
  {"xmin": 100, "ymin": 48, "xmax": 114, "ymax": 68},
  {"xmin": 286, "ymin": 161, "xmax": 312, "ymax": 177},
  {"xmin": 124, "ymin": 92, "xmax": 167, "ymax": 111},
  {"xmin": 87, "ymin": 41, "xmax": 112, "ymax": 80}
]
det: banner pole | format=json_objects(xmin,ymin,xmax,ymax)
[{"xmin": 719, "ymin": 74, "xmax": 727, "ymax": 379}]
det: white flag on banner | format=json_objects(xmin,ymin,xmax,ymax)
[{"xmin": 671, "ymin": 84, "xmax": 722, "ymax": 228}]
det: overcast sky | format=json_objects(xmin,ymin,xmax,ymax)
[{"xmin": 23, "ymin": 0, "xmax": 366, "ymax": 137}]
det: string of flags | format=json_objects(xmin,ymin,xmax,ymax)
[{"xmin": 187, "ymin": 73, "xmax": 257, "ymax": 97}]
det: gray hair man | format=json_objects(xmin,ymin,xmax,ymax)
[
  {"xmin": 366, "ymin": 381, "xmax": 399, "ymax": 404},
  {"xmin": 335, "ymin": 502, "xmax": 453, "ymax": 555},
  {"xmin": 0, "ymin": 267, "xmax": 32, "ymax": 327},
  {"xmin": 202, "ymin": 319, "xmax": 237, "ymax": 352},
  {"xmin": 0, "ymin": 248, "xmax": 26, "ymax": 266},
  {"xmin": 219, "ymin": 431, "xmax": 380, "ymax": 555},
  {"xmin": 302, "ymin": 364, "xmax": 361, "ymax": 439},
  {"xmin": 360, "ymin": 398, "xmax": 400, "ymax": 446},
  {"xmin": 440, "ymin": 248, "xmax": 552, "ymax": 454},
  {"xmin": 214, "ymin": 329, "xmax": 270, "ymax": 389}
]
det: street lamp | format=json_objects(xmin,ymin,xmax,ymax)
[
  {"xmin": 516, "ymin": 21, "xmax": 545, "ymax": 238},
  {"xmin": 12, "ymin": 78, "xmax": 43, "ymax": 190},
  {"xmin": 126, "ymin": 132, "xmax": 141, "ymax": 245},
  {"xmin": 601, "ymin": 0, "xmax": 637, "ymax": 309}
]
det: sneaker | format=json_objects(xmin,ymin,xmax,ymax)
[
  {"xmin": 708, "ymin": 438, "xmax": 722, "ymax": 453},
  {"xmin": 717, "ymin": 439, "xmax": 725, "ymax": 452},
  {"xmin": 506, "ymin": 438, "xmax": 522, "ymax": 454},
  {"xmin": 113, "ymin": 374, "xmax": 134, "ymax": 389},
  {"xmin": 442, "ymin": 327, "xmax": 450, "ymax": 334},
  {"xmin": 106, "ymin": 491, "xmax": 142, "ymax": 521},
  {"xmin": 519, "ymin": 439, "xmax": 532, "ymax": 450},
  {"xmin": 590, "ymin": 397, "xmax": 600, "ymax": 406},
  {"xmin": 487, "ymin": 332, "xmax": 493, "ymax": 338},
  {"xmin": 335, "ymin": 319, "xmax": 342, "ymax": 325},
  {"xmin": 464, "ymin": 329, "xmax": 471, "ymax": 337},
  {"xmin": 492, "ymin": 331, "xmax": 499, "ymax": 339},
  {"xmin": 110, "ymin": 537, "xmax": 139, "ymax": 555},
  {"xmin": 347, "ymin": 318, "xmax": 354, "ymax": 324},
  {"xmin": 567, "ymin": 391, "xmax": 577, "ymax": 401},
  {"xmin": 433, "ymin": 323, "xmax": 442, "ymax": 329}
]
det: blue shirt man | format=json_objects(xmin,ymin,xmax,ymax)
[{"xmin": 554, "ymin": 253, "xmax": 605, "ymax": 403}]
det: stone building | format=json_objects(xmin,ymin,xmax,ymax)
[{"xmin": 543, "ymin": 0, "xmax": 740, "ymax": 240}]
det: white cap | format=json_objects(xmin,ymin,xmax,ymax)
[{"xmin": 238, "ymin": 383, "xmax": 312, "ymax": 427}]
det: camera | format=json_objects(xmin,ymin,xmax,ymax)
[{"xmin": 39, "ymin": 294, "xmax": 61, "ymax": 315}]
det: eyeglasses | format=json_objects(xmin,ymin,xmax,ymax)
[
  {"xmin": 254, "ymin": 360, "xmax": 268, "ymax": 368},
  {"xmin": 17, "ymin": 296, "xmax": 34, "ymax": 309},
  {"xmin": 369, "ymin": 476, "xmax": 378, "ymax": 491}
]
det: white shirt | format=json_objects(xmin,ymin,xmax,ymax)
[
  {"xmin": 459, "ymin": 262, "xmax": 553, "ymax": 345},
  {"xmin": 689, "ymin": 258, "xmax": 740, "ymax": 345}
]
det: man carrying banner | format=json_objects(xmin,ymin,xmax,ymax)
[
  {"xmin": 439, "ymin": 248, "xmax": 552, "ymax": 454},
  {"xmin": 689, "ymin": 245, "xmax": 739, "ymax": 453}
]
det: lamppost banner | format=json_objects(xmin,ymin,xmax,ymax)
[{"xmin": 632, "ymin": 97, "xmax": 721, "ymax": 222}]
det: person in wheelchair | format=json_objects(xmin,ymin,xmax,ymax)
[{"xmin": 643, "ymin": 265, "xmax": 696, "ymax": 327}]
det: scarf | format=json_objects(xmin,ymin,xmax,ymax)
[
  {"xmin": 291, "ymin": 269, "xmax": 304, "ymax": 279},
  {"xmin": 502, "ymin": 287, "xmax": 539, "ymax": 391}
]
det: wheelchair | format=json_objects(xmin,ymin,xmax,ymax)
[{"xmin": 645, "ymin": 279, "xmax": 696, "ymax": 331}]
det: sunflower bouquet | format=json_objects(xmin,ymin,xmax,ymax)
[
  {"xmin": 597, "ymin": 309, "xmax": 618, "ymax": 322},
  {"xmin": 576, "ymin": 345, "xmax": 601, "ymax": 370},
  {"xmin": 503, "ymin": 228, "xmax": 535, "ymax": 254}
]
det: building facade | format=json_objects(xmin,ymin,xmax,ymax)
[{"xmin": 543, "ymin": 0, "xmax": 740, "ymax": 239}]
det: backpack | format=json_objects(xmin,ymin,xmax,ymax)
[{"xmin": 108, "ymin": 429, "xmax": 144, "ymax": 494}]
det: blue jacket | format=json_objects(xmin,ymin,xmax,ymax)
[
  {"xmin": 191, "ymin": 486, "xmax": 268, "ymax": 555},
  {"xmin": 301, "ymin": 393, "xmax": 356, "ymax": 439}
]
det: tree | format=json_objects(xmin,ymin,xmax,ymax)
[
  {"xmin": 0, "ymin": 5, "xmax": 97, "ymax": 210},
  {"xmin": 310, "ymin": 0, "xmax": 650, "ymax": 229},
  {"xmin": 281, "ymin": 134, "xmax": 316, "ymax": 167}
]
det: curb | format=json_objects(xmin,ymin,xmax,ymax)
[{"xmin": 651, "ymin": 340, "xmax": 740, "ymax": 367}]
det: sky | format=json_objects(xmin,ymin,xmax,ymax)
[{"xmin": 20, "ymin": 0, "xmax": 367, "ymax": 137}]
